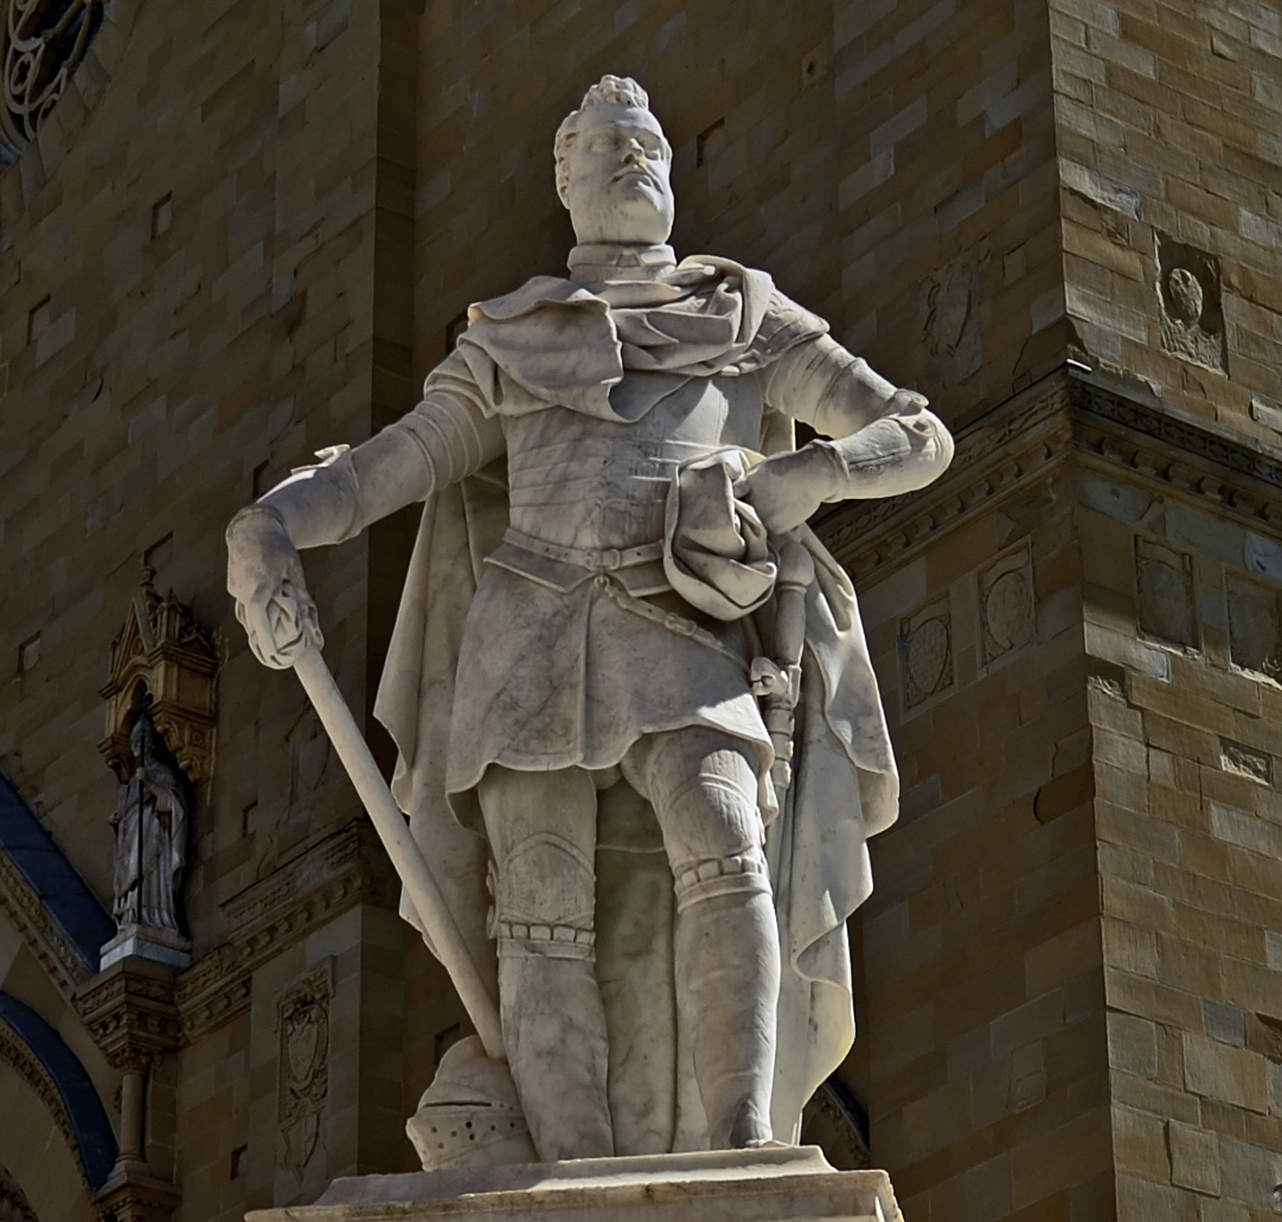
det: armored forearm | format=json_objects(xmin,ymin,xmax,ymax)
[
  {"xmin": 745, "ymin": 335, "xmax": 954, "ymax": 531},
  {"xmin": 766, "ymin": 335, "xmax": 953, "ymax": 496},
  {"xmin": 229, "ymin": 356, "xmax": 504, "ymax": 550}
]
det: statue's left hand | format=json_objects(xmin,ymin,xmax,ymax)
[
  {"xmin": 734, "ymin": 445, "xmax": 841, "ymax": 535},
  {"xmin": 226, "ymin": 509, "xmax": 324, "ymax": 669}
]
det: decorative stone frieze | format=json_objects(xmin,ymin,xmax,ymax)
[
  {"xmin": 77, "ymin": 959, "xmax": 183, "ymax": 1069},
  {"xmin": 0, "ymin": 841, "xmax": 91, "ymax": 995},
  {"xmin": 820, "ymin": 368, "xmax": 1282, "ymax": 589},
  {"xmin": 175, "ymin": 820, "xmax": 397, "ymax": 1044},
  {"xmin": 0, "ymin": 1017, "xmax": 85, "ymax": 1185}
]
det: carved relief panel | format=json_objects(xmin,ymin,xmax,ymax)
[
  {"xmin": 900, "ymin": 595, "xmax": 953, "ymax": 711},
  {"xmin": 1156, "ymin": 231, "xmax": 1227, "ymax": 375},
  {"xmin": 1226, "ymin": 572, "xmax": 1282, "ymax": 678},
  {"xmin": 275, "ymin": 962, "xmax": 333, "ymax": 1179},
  {"xmin": 920, "ymin": 244, "xmax": 988, "ymax": 390},
  {"xmin": 1135, "ymin": 537, "xmax": 1199, "ymax": 650},
  {"xmin": 979, "ymin": 542, "xmax": 1036, "ymax": 667}
]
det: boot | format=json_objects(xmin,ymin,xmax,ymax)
[{"xmin": 674, "ymin": 888, "xmax": 780, "ymax": 1148}]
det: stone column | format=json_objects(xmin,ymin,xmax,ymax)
[
  {"xmin": 76, "ymin": 958, "xmax": 182, "ymax": 1222},
  {"xmin": 116, "ymin": 1053, "xmax": 150, "ymax": 1166}
]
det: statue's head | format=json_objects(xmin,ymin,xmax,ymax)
[
  {"xmin": 129, "ymin": 709, "xmax": 159, "ymax": 762},
  {"xmin": 555, "ymin": 75, "xmax": 674, "ymax": 247}
]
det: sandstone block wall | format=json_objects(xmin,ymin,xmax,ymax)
[
  {"xmin": 1080, "ymin": 458, "xmax": 1282, "ymax": 1218},
  {"xmin": 413, "ymin": 0, "xmax": 843, "ymax": 376},
  {"xmin": 0, "ymin": 0, "xmax": 418, "ymax": 1207},
  {"xmin": 832, "ymin": 392, "xmax": 1112, "ymax": 1221},
  {"xmin": 1050, "ymin": 0, "xmax": 1282, "ymax": 442},
  {"xmin": 831, "ymin": 0, "xmax": 1065, "ymax": 432}
]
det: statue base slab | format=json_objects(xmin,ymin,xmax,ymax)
[
  {"xmin": 100, "ymin": 924, "xmax": 192, "ymax": 971},
  {"xmin": 246, "ymin": 1146, "xmax": 901, "ymax": 1222}
]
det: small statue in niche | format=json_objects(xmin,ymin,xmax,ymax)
[{"xmin": 109, "ymin": 707, "xmax": 189, "ymax": 940}]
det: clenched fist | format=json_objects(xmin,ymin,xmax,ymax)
[{"xmin": 225, "ymin": 508, "xmax": 323, "ymax": 669}]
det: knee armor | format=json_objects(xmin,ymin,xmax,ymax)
[
  {"xmin": 672, "ymin": 845, "xmax": 770, "ymax": 912},
  {"xmin": 489, "ymin": 831, "xmax": 597, "ymax": 960}
]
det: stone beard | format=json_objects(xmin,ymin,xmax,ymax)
[{"xmin": 227, "ymin": 75, "xmax": 954, "ymax": 1163}]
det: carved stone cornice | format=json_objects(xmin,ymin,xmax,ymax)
[
  {"xmin": 1070, "ymin": 381, "xmax": 1282, "ymax": 526},
  {"xmin": 0, "ymin": 843, "xmax": 92, "ymax": 998},
  {"xmin": 820, "ymin": 366, "xmax": 1282, "ymax": 585},
  {"xmin": 819, "ymin": 374, "xmax": 1074, "ymax": 582},
  {"xmin": 174, "ymin": 820, "xmax": 398, "ymax": 1043},
  {"xmin": 76, "ymin": 960, "xmax": 181, "ymax": 1070}
]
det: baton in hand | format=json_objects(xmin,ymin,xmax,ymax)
[{"xmin": 291, "ymin": 645, "xmax": 505, "ymax": 1061}]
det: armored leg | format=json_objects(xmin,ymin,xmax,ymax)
[
  {"xmin": 624, "ymin": 728, "xmax": 780, "ymax": 1149},
  {"xmin": 477, "ymin": 764, "xmax": 614, "ymax": 1162}
]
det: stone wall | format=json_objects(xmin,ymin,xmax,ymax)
[
  {"xmin": 0, "ymin": 0, "xmax": 415, "ymax": 1208},
  {"xmin": 828, "ymin": 378, "xmax": 1110, "ymax": 1220},
  {"xmin": 831, "ymin": 0, "xmax": 1065, "ymax": 432},
  {"xmin": 412, "ymin": 0, "xmax": 843, "ymax": 375},
  {"xmin": 1079, "ymin": 435, "xmax": 1282, "ymax": 1218},
  {"xmin": 1050, "ymin": 0, "xmax": 1282, "ymax": 443}
]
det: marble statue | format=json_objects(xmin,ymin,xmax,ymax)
[
  {"xmin": 226, "ymin": 75, "xmax": 954, "ymax": 1163},
  {"xmin": 109, "ymin": 709, "xmax": 189, "ymax": 935}
]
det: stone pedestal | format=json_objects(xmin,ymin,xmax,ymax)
[
  {"xmin": 246, "ymin": 1146, "xmax": 901, "ymax": 1222},
  {"xmin": 100, "ymin": 924, "xmax": 192, "ymax": 971}
]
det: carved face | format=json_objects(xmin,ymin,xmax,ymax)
[{"xmin": 563, "ymin": 104, "xmax": 674, "ymax": 246}]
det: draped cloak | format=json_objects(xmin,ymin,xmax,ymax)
[{"xmin": 372, "ymin": 257, "xmax": 900, "ymax": 1146}]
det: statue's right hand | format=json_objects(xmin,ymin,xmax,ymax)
[{"xmin": 225, "ymin": 509, "xmax": 323, "ymax": 669}]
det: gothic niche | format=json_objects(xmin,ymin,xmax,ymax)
[
  {"xmin": 1156, "ymin": 231, "xmax": 1227, "ymax": 374},
  {"xmin": 0, "ymin": 0, "xmax": 104, "ymax": 162},
  {"xmin": 97, "ymin": 568, "xmax": 216, "ymax": 971}
]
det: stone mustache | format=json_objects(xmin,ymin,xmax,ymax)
[{"xmin": 226, "ymin": 75, "xmax": 954, "ymax": 1164}]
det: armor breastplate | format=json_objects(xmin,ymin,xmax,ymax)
[{"xmin": 503, "ymin": 370, "xmax": 764, "ymax": 551}]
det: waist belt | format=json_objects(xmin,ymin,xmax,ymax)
[{"xmin": 503, "ymin": 527, "xmax": 665, "ymax": 572}]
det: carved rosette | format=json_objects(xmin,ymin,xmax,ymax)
[
  {"xmin": 98, "ymin": 569, "xmax": 217, "ymax": 787},
  {"xmin": 0, "ymin": 0, "xmax": 103, "ymax": 162}
]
